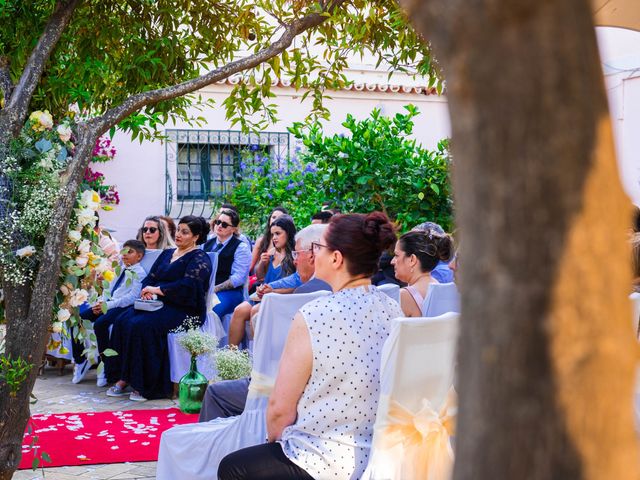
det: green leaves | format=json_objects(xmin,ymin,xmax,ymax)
[{"xmin": 230, "ymin": 106, "xmax": 452, "ymax": 234}]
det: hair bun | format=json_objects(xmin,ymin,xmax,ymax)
[{"xmin": 362, "ymin": 211, "xmax": 396, "ymax": 250}]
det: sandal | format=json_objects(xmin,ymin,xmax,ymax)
[
  {"xmin": 106, "ymin": 384, "xmax": 130, "ymax": 397},
  {"xmin": 129, "ymin": 391, "xmax": 148, "ymax": 402}
]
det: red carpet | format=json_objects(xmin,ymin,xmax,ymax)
[{"xmin": 19, "ymin": 408, "xmax": 198, "ymax": 469}]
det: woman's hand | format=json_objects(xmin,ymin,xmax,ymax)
[
  {"xmin": 140, "ymin": 286, "xmax": 163, "ymax": 300},
  {"xmin": 256, "ymin": 284, "xmax": 273, "ymax": 299},
  {"xmin": 259, "ymin": 251, "xmax": 272, "ymax": 264}
]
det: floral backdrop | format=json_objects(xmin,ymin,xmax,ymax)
[{"xmin": 0, "ymin": 108, "xmax": 121, "ymax": 356}]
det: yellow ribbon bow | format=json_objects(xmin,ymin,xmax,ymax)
[{"xmin": 379, "ymin": 389, "xmax": 457, "ymax": 480}]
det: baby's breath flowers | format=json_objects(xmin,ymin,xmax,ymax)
[{"xmin": 214, "ymin": 346, "xmax": 252, "ymax": 381}]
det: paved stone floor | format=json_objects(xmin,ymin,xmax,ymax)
[{"xmin": 12, "ymin": 362, "xmax": 177, "ymax": 479}]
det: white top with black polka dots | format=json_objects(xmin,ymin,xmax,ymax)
[{"xmin": 279, "ymin": 285, "xmax": 403, "ymax": 480}]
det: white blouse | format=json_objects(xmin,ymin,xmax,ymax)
[{"xmin": 280, "ymin": 285, "xmax": 403, "ymax": 480}]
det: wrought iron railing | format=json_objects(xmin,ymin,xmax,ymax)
[{"xmin": 164, "ymin": 129, "xmax": 290, "ymax": 219}]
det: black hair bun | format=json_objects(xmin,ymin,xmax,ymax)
[
  {"xmin": 362, "ymin": 211, "xmax": 396, "ymax": 250},
  {"xmin": 196, "ymin": 216, "xmax": 209, "ymax": 245}
]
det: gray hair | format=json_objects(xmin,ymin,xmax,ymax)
[{"xmin": 295, "ymin": 224, "xmax": 328, "ymax": 250}]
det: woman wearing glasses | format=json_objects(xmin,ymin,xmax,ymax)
[
  {"xmin": 136, "ymin": 215, "xmax": 175, "ymax": 250},
  {"xmin": 218, "ymin": 212, "xmax": 403, "ymax": 480},
  {"xmin": 203, "ymin": 209, "xmax": 252, "ymax": 322}
]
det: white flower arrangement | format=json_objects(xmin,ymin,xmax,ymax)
[
  {"xmin": 214, "ymin": 346, "xmax": 252, "ymax": 381},
  {"xmin": 173, "ymin": 317, "xmax": 218, "ymax": 357},
  {"xmin": 15, "ymin": 246, "xmax": 36, "ymax": 258},
  {"xmin": 0, "ymin": 109, "xmax": 120, "ymax": 359}
]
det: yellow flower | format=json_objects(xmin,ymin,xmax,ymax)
[
  {"xmin": 103, "ymin": 270, "xmax": 115, "ymax": 282},
  {"xmin": 29, "ymin": 110, "xmax": 53, "ymax": 131},
  {"xmin": 92, "ymin": 191, "xmax": 100, "ymax": 204}
]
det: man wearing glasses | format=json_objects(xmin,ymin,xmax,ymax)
[{"xmin": 198, "ymin": 223, "xmax": 330, "ymax": 422}]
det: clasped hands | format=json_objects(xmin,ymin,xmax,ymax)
[
  {"xmin": 256, "ymin": 283, "xmax": 273, "ymax": 299},
  {"xmin": 140, "ymin": 286, "xmax": 163, "ymax": 300}
]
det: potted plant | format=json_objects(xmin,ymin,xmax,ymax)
[{"xmin": 174, "ymin": 319, "xmax": 218, "ymax": 414}]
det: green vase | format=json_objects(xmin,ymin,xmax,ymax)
[{"xmin": 178, "ymin": 355, "xmax": 208, "ymax": 414}]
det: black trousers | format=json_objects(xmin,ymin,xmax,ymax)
[{"xmin": 218, "ymin": 442, "xmax": 315, "ymax": 480}]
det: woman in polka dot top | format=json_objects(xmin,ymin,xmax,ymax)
[{"xmin": 219, "ymin": 212, "xmax": 403, "ymax": 480}]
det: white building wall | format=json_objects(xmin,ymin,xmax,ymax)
[
  {"xmin": 598, "ymin": 27, "xmax": 640, "ymax": 206},
  {"xmin": 98, "ymin": 83, "xmax": 451, "ymax": 241}
]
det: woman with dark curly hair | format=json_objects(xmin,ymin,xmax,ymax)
[
  {"xmin": 219, "ymin": 212, "xmax": 403, "ymax": 480},
  {"xmin": 103, "ymin": 215, "xmax": 212, "ymax": 401},
  {"xmin": 392, "ymin": 230, "xmax": 454, "ymax": 317}
]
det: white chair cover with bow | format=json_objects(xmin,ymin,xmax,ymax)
[
  {"xmin": 167, "ymin": 252, "xmax": 225, "ymax": 382},
  {"xmin": 362, "ymin": 312, "xmax": 459, "ymax": 480},
  {"xmin": 422, "ymin": 282, "xmax": 461, "ymax": 317},
  {"xmin": 157, "ymin": 290, "xmax": 331, "ymax": 479},
  {"xmin": 377, "ymin": 282, "xmax": 401, "ymax": 304}
]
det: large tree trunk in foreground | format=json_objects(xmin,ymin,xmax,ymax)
[{"xmin": 402, "ymin": 0, "xmax": 640, "ymax": 478}]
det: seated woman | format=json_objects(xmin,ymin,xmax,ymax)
[
  {"xmin": 228, "ymin": 215, "xmax": 296, "ymax": 347},
  {"xmin": 218, "ymin": 212, "xmax": 403, "ymax": 480},
  {"xmin": 202, "ymin": 209, "xmax": 251, "ymax": 321},
  {"xmin": 249, "ymin": 206, "xmax": 288, "ymax": 275},
  {"xmin": 104, "ymin": 216, "xmax": 212, "ymax": 401},
  {"xmin": 391, "ymin": 230, "xmax": 453, "ymax": 317},
  {"xmin": 136, "ymin": 215, "xmax": 175, "ymax": 250}
]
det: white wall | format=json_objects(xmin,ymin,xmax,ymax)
[
  {"xmin": 98, "ymin": 83, "xmax": 451, "ymax": 241},
  {"xmin": 598, "ymin": 27, "xmax": 640, "ymax": 206}
]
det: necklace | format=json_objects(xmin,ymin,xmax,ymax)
[
  {"xmin": 336, "ymin": 276, "xmax": 371, "ymax": 292},
  {"xmin": 172, "ymin": 245, "xmax": 196, "ymax": 260}
]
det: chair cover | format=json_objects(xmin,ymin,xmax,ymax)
[
  {"xmin": 157, "ymin": 290, "xmax": 331, "ymax": 480},
  {"xmin": 422, "ymin": 282, "xmax": 461, "ymax": 317},
  {"xmin": 168, "ymin": 252, "xmax": 225, "ymax": 382},
  {"xmin": 362, "ymin": 313, "xmax": 460, "ymax": 480},
  {"xmin": 140, "ymin": 249, "xmax": 162, "ymax": 275},
  {"xmin": 630, "ymin": 292, "xmax": 640, "ymax": 335},
  {"xmin": 377, "ymin": 282, "xmax": 400, "ymax": 303}
]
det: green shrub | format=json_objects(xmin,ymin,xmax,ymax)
[{"xmin": 229, "ymin": 105, "xmax": 453, "ymax": 236}]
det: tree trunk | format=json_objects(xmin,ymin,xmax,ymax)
[
  {"xmin": 401, "ymin": 0, "xmax": 640, "ymax": 478},
  {"xmin": 0, "ymin": 125, "xmax": 98, "ymax": 479}
]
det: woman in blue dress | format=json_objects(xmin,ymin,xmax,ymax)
[
  {"xmin": 104, "ymin": 215, "xmax": 212, "ymax": 401},
  {"xmin": 228, "ymin": 215, "xmax": 296, "ymax": 346}
]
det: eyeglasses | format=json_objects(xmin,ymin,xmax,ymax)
[
  {"xmin": 142, "ymin": 227, "xmax": 158, "ymax": 234},
  {"xmin": 214, "ymin": 220, "xmax": 232, "ymax": 228},
  {"xmin": 311, "ymin": 242, "xmax": 330, "ymax": 253},
  {"xmin": 292, "ymin": 248, "xmax": 313, "ymax": 260}
]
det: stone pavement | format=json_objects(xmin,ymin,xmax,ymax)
[{"xmin": 12, "ymin": 362, "xmax": 177, "ymax": 480}]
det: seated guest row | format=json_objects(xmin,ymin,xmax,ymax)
[
  {"xmin": 70, "ymin": 206, "xmax": 457, "ymax": 408},
  {"xmin": 158, "ymin": 212, "xmax": 405, "ymax": 479}
]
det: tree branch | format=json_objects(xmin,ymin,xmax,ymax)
[
  {"xmin": 6, "ymin": 0, "xmax": 81, "ymax": 123},
  {"xmin": 88, "ymin": 3, "xmax": 344, "ymax": 135},
  {"xmin": 0, "ymin": 57, "xmax": 13, "ymax": 102}
]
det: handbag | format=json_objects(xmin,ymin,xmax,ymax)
[{"xmin": 134, "ymin": 299, "xmax": 164, "ymax": 312}]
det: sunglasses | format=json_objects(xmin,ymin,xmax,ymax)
[
  {"xmin": 142, "ymin": 227, "xmax": 158, "ymax": 233},
  {"xmin": 214, "ymin": 220, "xmax": 233, "ymax": 229}
]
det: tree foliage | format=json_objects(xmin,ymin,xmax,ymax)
[
  {"xmin": 230, "ymin": 106, "xmax": 453, "ymax": 235},
  {"xmin": 0, "ymin": 0, "xmax": 439, "ymax": 138}
]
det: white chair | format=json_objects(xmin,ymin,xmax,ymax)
[
  {"xmin": 422, "ymin": 282, "xmax": 460, "ymax": 317},
  {"xmin": 630, "ymin": 292, "xmax": 640, "ymax": 336},
  {"xmin": 167, "ymin": 252, "xmax": 225, "ymax": 382},
  {"xmin": 157, "ymin": 290, "xmax": 331, "ymax": 480},
  {"xmin": 362, "ymin": 313, "xmax": 460, "ymax": 480},
  {"xmin": 377, "ymin": 283, "xmax": 400, "ymax": 303}
]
